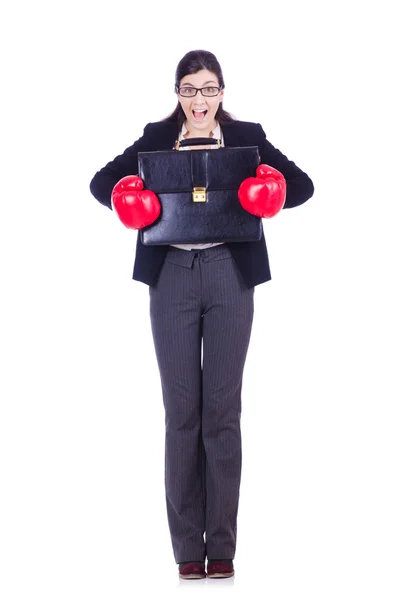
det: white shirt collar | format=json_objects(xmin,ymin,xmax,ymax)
[{"xmin": 179, "ymin": 120, "xmax": 222, "ymax": 142}]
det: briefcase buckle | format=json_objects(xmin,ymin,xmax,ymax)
[{"xmin": 193, "ymin": 187, "xmax": 207, "ymax": 203}]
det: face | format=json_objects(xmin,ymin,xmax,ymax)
[{"xmin": 177, "ymin": 69, "xmax": 224, "ymax": 135}]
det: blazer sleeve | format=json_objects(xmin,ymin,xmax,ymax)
[
  {"xmin": 256, "ymin": 123, "xmax": 314, "ymax": 209},
  {"xmin": 89, "ymin": 123, "xmax": 153, "ymax": 210}
]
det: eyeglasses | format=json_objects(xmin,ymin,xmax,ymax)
[{"xmin": 176, "ymin": 85, "xmax": 223, "ymax": 97}]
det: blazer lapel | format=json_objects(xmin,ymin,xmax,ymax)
[
  {"xmin": 221, "ymin": 122, "xmax": 243, "ymax": 147},
  {"xmin": 151, "ymin": 122, "xmax": 180, "ymax": 150}
]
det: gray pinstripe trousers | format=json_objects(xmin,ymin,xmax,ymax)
[{"xmin": 149, "ymin": 244, "xmax": 255, "ymax": 563}]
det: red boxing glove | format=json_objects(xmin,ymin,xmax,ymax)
[
  {"xmin": 111, "ymin": 175, "xmax": 161, "ymax": 229},
  {"xmin": 238, "ymin": 164, "xmax": 286, "ymax": 218}
]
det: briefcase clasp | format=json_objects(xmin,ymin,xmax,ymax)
[{"xmin": 193, "ymin": 187, "xmax": 207, "ymax": 203}]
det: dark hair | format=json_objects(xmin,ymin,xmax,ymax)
[{"xmin": 162, "ymin": 49, "xmax": 236, "ymax": 127}]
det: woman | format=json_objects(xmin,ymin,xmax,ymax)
[{"xmin": 89, "ymin": 49, "xmax": 314, "ymax": 580}]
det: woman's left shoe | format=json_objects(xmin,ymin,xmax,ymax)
[
  {"xmin": 207, "ymin": 559, "xmax": 234, "ymax": 578},
  {"xmin": 178, "ymin": 561, "xmax": 206, "ymax": 579}
]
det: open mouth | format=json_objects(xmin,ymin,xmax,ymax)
[{"xmin": 192, "ymin": 109, "xmax": 208, "ymax": 121}]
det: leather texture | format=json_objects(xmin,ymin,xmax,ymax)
[
  {"xmin": 178, "ymin": 137, "xmax": 220, "ymax": 147},
  {"xmin": 137, "ymin": 146, "xmax": 261, "ymax": 245}
]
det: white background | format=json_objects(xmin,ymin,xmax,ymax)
[{"xmin": 1, "ymin": 0, "xmax": 396, "ymax": 598}]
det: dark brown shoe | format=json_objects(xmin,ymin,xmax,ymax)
[
  {"xmin": 207, "ymin": 559, "xmax": 234, "ymax": 579},
  {"xmin": 178, "ymin": 561, "xmax": 206, "ymax": 579}
]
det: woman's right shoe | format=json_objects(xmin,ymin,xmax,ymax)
[{"xmin": 178, "ymin": 561, "xmax": 206, "ymax": 579}]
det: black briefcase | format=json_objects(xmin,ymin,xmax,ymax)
[{"xmin": 137, "ymin": 138, "xmax": 262, "ymax": 245}]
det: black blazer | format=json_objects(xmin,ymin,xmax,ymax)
[{"xmin": 89, "ymin": 120, "xmax": 314, "ymax": 288}]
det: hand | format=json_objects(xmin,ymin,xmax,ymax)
[
  {"xmin": 111, "ymin": 175, "xmax": 161, "ymax": 229},
  {"xmin": 238, "ymin": 164, "xmax": 286, "ymax": 218}
]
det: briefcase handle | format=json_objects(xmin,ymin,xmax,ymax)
[{"xmin": 175, "ymin": 137, "xmax": 221, "ymax": 150}]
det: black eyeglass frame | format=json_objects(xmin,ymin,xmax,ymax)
[{"xmin": 175, "ymin": 85, "xmax": 224, "ymax": 97}]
